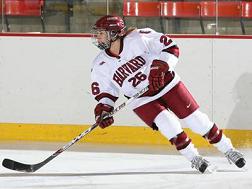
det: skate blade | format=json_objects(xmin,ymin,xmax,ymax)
[{"xmin": 204, "ymin": 165, "xmax": 218, "ymax": 174}]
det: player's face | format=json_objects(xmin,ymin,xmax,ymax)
[
  {"xmin": 96, "ymin": 30, "xmax": 108, "ymax": 44},
  {"xmin": 92, "ymin": 29, "xmax": 111, "ymax": 50}
]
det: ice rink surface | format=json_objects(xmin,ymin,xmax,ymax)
[{"xmin": 0, "ymin": 145, "xmax": 251, "ymax": 189}]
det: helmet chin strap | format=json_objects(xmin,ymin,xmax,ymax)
[
  {"xmin": 97, "ymin": 42, "xmax": 110, "ymax": 50},
  {"xmin": 110, "ymin": 30, "xmax": 119, "ymax": 42}
]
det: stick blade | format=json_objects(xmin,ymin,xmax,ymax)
[{"xmin": 2, "ymin": 158, "xmax": 34, "ymax": 172}]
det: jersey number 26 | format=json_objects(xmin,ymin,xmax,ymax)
[{"xmin": 128, "ymin": 71, "xmax": 147, "ymax": 87}]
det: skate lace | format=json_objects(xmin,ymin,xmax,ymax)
[
  {"xmin": 225, "ymin": 149, "xmax": 243, "ymax": 164},
  {"xmin": 191, "ymin": 156, "xmax": 209, "ymax": 170}
]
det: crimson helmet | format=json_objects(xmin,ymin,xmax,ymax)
[{"xmin": 92, "ymin": 15, "xmax": 126, "ymax": 50}]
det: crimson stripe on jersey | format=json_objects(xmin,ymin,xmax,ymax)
[
  {"xmin": 162, "ymin": 45, "xmax": 179, "ymax": 58},
  {"xmin": 95, "ymin": 93, "xmax": 118, "ymax": 102}
]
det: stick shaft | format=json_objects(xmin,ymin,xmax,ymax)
[{"xmin": 2, "ymin": 86, "xmax": 148, "ymax": 172}]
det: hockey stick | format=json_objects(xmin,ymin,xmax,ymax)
[{"xmin": 2, "ymin": 86, "xmax": 149, "ymax": 173}]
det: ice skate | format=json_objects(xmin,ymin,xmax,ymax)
[
  {"xmin": 191, "ymin": 156, "xmax": 210, "ymax": 173},
  {"xmin": 225, "ymin": 149, "xmax": 246, "ymax": 168}
]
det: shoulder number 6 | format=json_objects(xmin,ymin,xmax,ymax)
[{"xmin": 91, "ymin": 82, "xmax": 100, "ymax": 95}]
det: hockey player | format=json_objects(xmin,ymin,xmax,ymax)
[{"xmin": 90, "ymin": 15, "xmax": 246, "ymax": 173}]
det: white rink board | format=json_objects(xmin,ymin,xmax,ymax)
[
  {"xmin": 0, "ymin": 35, "xmax": 251, "ymax": 130},
  {"xmin": 0, "ymin": 37, "xmax": 97, "ymax": 125},
  {"xmin": 175, "ymin": 38, "xmax": 213, "ymax": 120},
  {"xmin": 213, "ymin": 39, "xmax": 252, "ymax": 129}
]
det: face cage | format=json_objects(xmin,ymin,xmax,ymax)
[{"xmin": 91, "ymin": 29, "xmax": 119, "ymax": 50}]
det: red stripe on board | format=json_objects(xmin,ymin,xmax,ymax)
[
  {"xmin": 0, "ymin": 32, "xmax": 252, "ymax": 39},
  {"xmin": 0, "ymin": 32, "xmax": 92, "ymax": 37},
  {"xmin": 169, "ymin": 35, "xmax": 252, "ymax": 39}
]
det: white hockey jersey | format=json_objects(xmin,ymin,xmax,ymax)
[{"xmin": 91, "ymin": 28, "xmax": 181, "ymax": 109}]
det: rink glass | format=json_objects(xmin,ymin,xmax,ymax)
[{"xmin": 0, "ymin": 0, "xmax": 251, "ymax": 35}]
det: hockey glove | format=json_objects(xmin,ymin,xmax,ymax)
[
  {"xmin": 94, "ymin": 103, "xmax": 114, "ymax": 129},
  {"xmin": 148, "ymin": 60, "xmax": 169, "ymax": 92}
]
